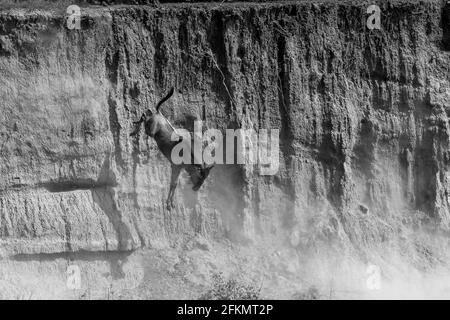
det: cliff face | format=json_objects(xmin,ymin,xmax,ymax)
[{"xmin": 2, "ymin": 0, "xmax": 450, "ymax": 298}]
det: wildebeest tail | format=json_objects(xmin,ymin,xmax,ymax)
[{"xmin": 156, "ymin": 87, "xmax": 175, "ymax": 113}]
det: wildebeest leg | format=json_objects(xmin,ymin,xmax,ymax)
[
  {"xmin": 187, "ymin": 164, "xmax": 214, "ymax": 192},
  {"xmin": 167, "ymin": 164, "xmax": 182, "ymax": 210},
  {"xmin": 193, "ymin": 164, "xmax": 213, "ymax": 191}
]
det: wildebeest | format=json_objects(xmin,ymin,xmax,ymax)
[{"xmin": 130, "ymin": 87, "xmax": 213, "ymax": 210}]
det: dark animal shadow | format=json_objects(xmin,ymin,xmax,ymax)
[{"xmin": 91, "ymin": 154, "xmax": 135, "ymax": 254}]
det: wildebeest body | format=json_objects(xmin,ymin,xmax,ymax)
[{"xmin": 131, "ymin": 88, "xmax": 213, "ymax": 209}]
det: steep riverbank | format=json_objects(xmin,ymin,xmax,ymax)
[{"xmin": 1, "ymin": 0, "xmax": 450, "ymax": 299}]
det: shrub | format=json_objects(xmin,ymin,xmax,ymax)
[{"xmin": 199, "ymin": 273, "xmax": 260, "ymax": 300}]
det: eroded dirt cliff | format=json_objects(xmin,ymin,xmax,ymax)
[{"xmin": 2, "ymin": 0, "xmax": 450, "ymax": 299}]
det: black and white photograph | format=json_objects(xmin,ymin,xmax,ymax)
[{"xmin": 0, "ymin": 0, "xmax": 450, "ymax": 304}]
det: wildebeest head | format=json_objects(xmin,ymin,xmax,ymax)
[{"xmin": 130, "ymin": 87, "xmax": 175, "ymax": 137}]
